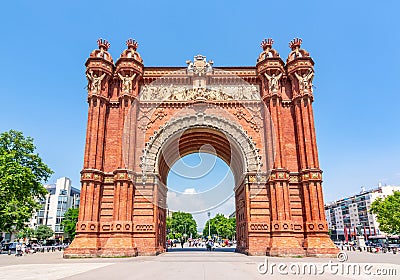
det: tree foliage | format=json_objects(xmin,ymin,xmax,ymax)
[
  {"xmin": 16, "ymin": 227, "xmax": 35, "ymax": 240},
  {"xmin": 203, "ymin": 214, "xmax": 236, "ymax": 239},
  {"xmin": 370, "ymin": 191, "xmax": 400, "ymax": 235},
  {"xmin": 61, "ymin": 207, "xmax": 79, "ymax": 240},
  {"xmin": 34, "ymin": 225, "xmax": 54, "ymax": 241},
  {"xmin": 166, "ymin": 211, "xmax": 197, "ymax": 239},
  {"xmin": 0, "ymin": 130, "xmax": 53, "ymax": 232}
]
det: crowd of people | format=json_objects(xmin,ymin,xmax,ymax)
[
  {"xmin": 0, "ymin": 240, "xmax": 67, "ymax": 256},
  {"xmin": 167, "ymin": 238, "xmax": 233, "ymax": 250}
]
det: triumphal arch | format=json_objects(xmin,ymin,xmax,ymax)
[{"xmin": 64, "ymin": 37, "xmax": 338, "ymax": 257}]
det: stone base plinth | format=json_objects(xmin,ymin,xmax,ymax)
[
  {"xmin": 64, "ymin": 234, "xmax": 138, "ymax": 258},
  {"xmin": 135, "ymin": 246, "xmax": 165, "ymax": 256},
  {"xmin": 267, "ymin": 235, "xmax": 306, "ymax": 257},
  {"xmin": 235, "ymin": 246, "xmax": 248, "ymax": 255},
  {"xmin": 63, "ymin": 247, "xmax": 99, "ymax": 258},
  {"xmin": 304, "ymin": 235, "xmax": 339, "ymax": 257},
  {"xmin": 247, "ymin": 234, "xmax": 270, "ymax": 256},
  {"xmin": 134, "ymin": 235, "xmax": 160, "ymax": 256},
  {"xmin": 99, "ymin": 248, "xmax": 138, "ymax": 257},
  {"xmin": 63, "ymin": 234, "xmax": 99, "ymax": 258},
  {"xmin": 100, "ymin": 235, "xmax": 138, "ymax": 257}
]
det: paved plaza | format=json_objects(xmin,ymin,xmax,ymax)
[{"xmin": 0, "ymin": 248, "xmax": 399, "ymax": 279}]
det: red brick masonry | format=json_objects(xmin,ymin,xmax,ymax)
[{"xmin": 64, "ymin": 38, "xmax": 338, "ymax": 258}]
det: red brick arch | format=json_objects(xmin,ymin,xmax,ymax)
[
  {"xmin": 140, "ymin": 114, "xmax": 262, "ymax": 184},
  {"xmin": 64, "ymin": 38, "xmax": 338, "ymax": 258}
]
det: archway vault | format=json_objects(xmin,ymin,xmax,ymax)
[
  {"xmin": 64, "ymin": 38, "xmax": 339, "ymax": 259},
  {"xmin": 143, "ymin": 114, "xmax": 262, "ymax": 186}
]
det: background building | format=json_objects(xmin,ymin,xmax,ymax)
[
  {"xmin": 30, "ymin": 177, "xmax": 80, "ymax": 239},
  {"xmin": 325, "ymin": 184, "xmax": 400, "ymax": 241},
  {"xmin": 1, "ymin": 177, "xmax": 80, "ymax": 243}
]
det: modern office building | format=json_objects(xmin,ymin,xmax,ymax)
[
  {"xmin": 325, "ymin": 185, "xmax": 400, "ymax": 240},
  {"xmin": 30, "ymin": 177, "xmax": 80, "ymax": 238},
  {"xmin": 1, "ymin": 177, "xmax": 80, "ymax": 243}
]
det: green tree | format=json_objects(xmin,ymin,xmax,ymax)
[
  {"xmin": 166, "ymin": 216, "xmax": 174, "ymax": 240},
  {"xmin": 16, "ymin": 227, "xmax": 35, "ymax": 240},
  {"xmin": 34, "ymin": 225, "xmax": 54, "ymax": 242},
  {"xmin": 370, "ymin": 191, "xmax": 400, "ymax": 235},
  {"xmin": 167, "ymin": 212, "xmax": 197, "ymax": 240},
  {"xmin": 0, "ymin": 130, "xmax": 53, "ymax": 233},
  {"xmin": 61, "ymin": 208, "xmax": 79, "ymax": 240},
  {"xmin": 203, "ymin": 214, "xmax": 236, "ymax": 239}
]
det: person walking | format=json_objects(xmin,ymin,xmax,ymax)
[
  {"xmin": 180, "ymin": 239, "xmax": 184, "ymax": 248},
  {"xmin": 16, "ymin": 243, "xmax": 22, "ymax": 256}
]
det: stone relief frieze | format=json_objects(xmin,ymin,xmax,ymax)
[{"xmin": 139, "ymin": 84, "xmax": 260, "ymax": 101}]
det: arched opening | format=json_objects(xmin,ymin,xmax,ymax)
[
  {"xmin": 157, "ymin": 127, "xmax": 247, "ymax": 186},
  {"xmin": 154, "ymin": 126, "xmax": 249, "ymax": 253},
  {"xmin": 130, "ymin": 113, "xmax": 264, "ymax": 255},
  {"xmin": 166, "ymin": 153, "xmax": 236, "ymax": 251}
]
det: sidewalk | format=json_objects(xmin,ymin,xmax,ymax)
[{"xmin": 0, "ymin": 249, "xmax": 399, "ymax": 279}]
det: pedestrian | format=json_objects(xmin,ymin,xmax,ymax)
[
  {"xmin": 16, "ymin": 243, "xmax": 22, "ymax": 256},
  {"xmin": 180, "ymin": 239, "xmax": 184, "ymax": 248},
  {"xmin": 206, "ymin": 239, "xmax": 213, "ymax": 251}
]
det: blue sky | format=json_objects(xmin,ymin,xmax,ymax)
[{"xmin": 0, "ymin": 1, "xmax": 399, "ymax": 227}]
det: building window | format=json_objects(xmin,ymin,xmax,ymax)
[{"xmin": 55, "ymin": 225, "xmax": 63, "ymax": 232}]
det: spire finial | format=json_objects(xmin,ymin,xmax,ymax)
[
  {"xmin": 289, "ymin": 38, "xmax": 302, "ymax": 50},
  {"xmin": 261, "ymin": 38, "xmax": 274, "ymax": 51},
  {"xmin": 97, "ymin": 38, "xmax": 110, "ymax": 51},
  {"xmin": 126, "ymin": 38, "xmax": 138, "ymax": 51}
]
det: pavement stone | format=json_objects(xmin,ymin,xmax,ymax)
[{"xmin": 0, "ymin": 248, "xmax": 399, "ymax": 279}]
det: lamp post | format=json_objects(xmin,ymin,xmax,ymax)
[
  {"xmin": 333, "ymin": 225, "xmax": 339, "ymax": 242},
  {"xmin": 207, "ymin": 212, "xmax": 211, "ymax": 239},
  {"xmin": 336, "ymin": 227, "xmax": 339, "ymax": 242}
]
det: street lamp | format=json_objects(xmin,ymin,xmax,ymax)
[{"xmin": 207, "ymin": 212, "xmax": 211, "ymax": 239}]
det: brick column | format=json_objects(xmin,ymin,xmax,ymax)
[
  {"xmin": 101, "ymin": 170, "xmax": 137, "ymax": 257},
  {"xmin": 287, "ymin": 37, "xmax": 338, "ymax": 256},
  {"xmin": 292, "ymin": 96, "xmax": 337, "ymax": 256},
  {"xmin": 263, "ymin": 95, "xmax": 304, "ymax": 256},
  {"xmin": 65, "ymin": 39, "xmax": 115, "ymax": 258},
  {"xmin": 100, "ymin": 39, "xmax": 143, "ymax": 256},
  {"xmin": 257, "ymin": 39, "xmax": 305, "ymax": 256},
  {"xmin": 235, "ymin": 181, "xmax": 249, "ymax": 254}
]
